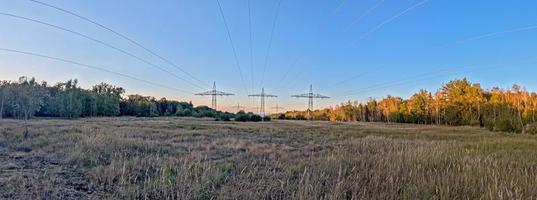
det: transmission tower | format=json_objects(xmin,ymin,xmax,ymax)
[
  {"xmin": 195, "ymin": 82, "xmax": 234, "ymax": 110},
  {"xmin": 291, "ymin": 84, "xmax": 330, "ymax": 111},
  {"xmin": 232, "ymin": 103, "xmax": 246, "ymax": 112},
  {"xmin": 248, "ymin": 88, "xmax": 277, "ymax": 116},
  {"xmin": 271, "ymin": 103, "xmax": 285, "ymax": 114}
]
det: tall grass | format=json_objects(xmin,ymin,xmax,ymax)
[{"xmin": 1, "ymin": 117, "xmax": 537, "ymax": 199}]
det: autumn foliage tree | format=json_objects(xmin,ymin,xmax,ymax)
[{"xmin": 282, "ymin": 78, "xmax": 537, "ymax": 133}]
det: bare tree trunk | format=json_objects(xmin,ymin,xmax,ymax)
[
  {"xmin": 23, "ymin": 110, "xmax": 29, "ymax": 139},
  {"xmin": 518, "ymin": 100, "xmax": 525, "ymax": 133},
  {"xmin": 478, "ymin": 104, "xmax": 483, "ymax": 127},
  {"xmin": 518, "ymin": 112, "xmax": 525, "ymax": 133},
  {"xmin": 531, "ymin": 108, "xmax": 535, "ymax": 122},
  {"xmin": 0, "ymin": 97, "xmax": 4, "ymax": 119},
  {"xmin": 493, "ymin": 105, "xmax": 496, "ymax": 126}
]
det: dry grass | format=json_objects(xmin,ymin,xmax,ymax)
[{"xmin": 1, "ymin": 117, "xmax": 537, "ymax": 199}]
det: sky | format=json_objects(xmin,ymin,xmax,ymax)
[{"xmin": 1, "ymin": 0, "xmax": 537, "ymax": 113}]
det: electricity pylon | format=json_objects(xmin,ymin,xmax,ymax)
[
  {"xmin": 232, "ymin": 103, "xmax": 246, "ymax": 112},
  {"xmin": 291, "ymin": 84, "xmax": 330, "ymax": 112},
  {"xmin": 195, "ymin": 82, "xmax": 234, "ymax": 110},
  {"xmin": 248, "ymin": 88, "xmax": 277, "ymax": 116},
  {"xmin": 271, "ymin": 103, "xmax": 285, "ymax": 114}
]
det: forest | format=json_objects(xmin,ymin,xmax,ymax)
[
  {"xmin": 0, "ymin": 76, "xmax": 245, "ymax": 121},
  {"xmin": 280, "ymin": 79, "xmax": 537, "ymax": 133},
  {"xmin": 3, "ymin": 76, "xmax": 537, "ymax": 133}
]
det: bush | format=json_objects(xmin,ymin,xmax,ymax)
[
  {"xmin": 524, "ymin": 123, "xmax": 537, "ymax": 134},
  {"xmin": 215, "ymin": 112, "xmax": 233, "ymax": 121},
  {"xmin": 234, "ymin": 111, "xmax": 263, "ymax": 122},
  {"xmin": 250, "ymin": 114, "xmax": 262, "ymax": 122},
  {"xmin": 235, "ymin": 111, "xmax": 249, "ymax": 122},
  {"xmin": 262, "ymin": 116, "xmax": 271, "ymax": 121}
]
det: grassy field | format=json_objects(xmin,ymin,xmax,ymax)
[{"xmin": 1, "ymin": 117, "xmax": 537, "ymax": 199}]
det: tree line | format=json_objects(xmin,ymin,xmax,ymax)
[
  {"xmin": 279, "ymin": 79, "xmax": 537, "ymax": 133},
  {"xmin": 0, "ymin": 76, "xmax": 247, "ymax": 121}
]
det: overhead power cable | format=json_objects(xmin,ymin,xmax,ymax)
[
  {"xmin": 260, "ymin": 0, "xmax": 283, "ymax": 87},
  {"xmin": 334, "ymin": 60, "xmax": 537, "ymax": 99},
  {"xmin": 28, "ymin": 0, "xmax": 210, "ymax": 88},
  {"xmin": 247, "ymin": 0, "xmax": 255, "ymax": 94},
  {"xmin": 440, "ymin": 24, "xmax": 537, "ymax": 48},
  {"xmin": 215, "ymin": 0, "xmax": 249, "ymax": 95},
  {"xmin": 0, "ymin": 47, "xmax": 192, "ymax": 94},
  {"xmin": 356, "ymin": 0, "xmax": 428, "ymax": 43},
  {"xmin": 345, "ymin": 0, "xmax": 384, "ymax": 31},
  {"xmin": 0, "ymin": 12, "xmax": 206, "ymax": 90},
  {"xmin": 341, "ymin": 18, "xmax": 537, "ymax": 98}
]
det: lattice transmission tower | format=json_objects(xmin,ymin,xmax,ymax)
[
  {"xmin": 291, "ymin": 84, "xmax": 330, "ymax": 111},
  {"xmin": 248, "ymin": 88, "xmax": 277, "ymax": 116},
  {"xmin": 195, "ymin": 82, "xmax": 234, "ymax": 110},
  {"xmin": 232, "ymin": 103, "xmax": 246, "ymax": 113}
]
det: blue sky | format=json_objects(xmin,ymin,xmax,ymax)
[{"xmin": 1, "ymin": 0, "xmax": 537, "ymax": 112}]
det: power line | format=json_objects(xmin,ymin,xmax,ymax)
[
  {"xmin": 359, "ymin": 0, "xmax": 428, "ymax": 40},
  {"xmin": 345, "ymin": 0, "xmax": 384, "ymax": 31},
  {"xmin": 345, "ymin": 21, "xmax": 537, "ymax": 97},
  {"xmin": 277, "ymin": 56, "xmax": 302, "ymax": 86},
  {"xmin": 0, "ymin": 47, "xmax": 192, "ymax": 94},
  {"xmin": 280, "ymin": 65, "xmax": 308, "ymax": 92},
  {"xmin": 336, "ymin": 65, "xmax": 470, "ymax": 98},
  {"xmin": 0, "ymin": 12, "xmax": 206, "ymax": 90},
  {"xmin": 273, "ymin": 0, "xmax": 362, "ymax": 91},
  {"xmin": 318, "ymin": 64, "xmax": 388, "ymax": 92},
  {"xmin": 28, "ymin": 0, "xmax": 210, "ymax": 88},
  {"xmin": 318, "ymin": 71, "xmax": 371, "ymax": 92},
  {"xmin": 334, "ymin": 60, "xmax": 537, "ymax": 99},
  {"xmin": 247, "ymin": 0, "xmax": 255, "ymax": 94},
  {"xmin": 230, "ymin": 102, "xmax": 246, "ymax": 113},
  {"xmin": 333, "ymin": 0, "xmax": 348, "ymax": 14},
  {"xmin": 215, "ymin": 0, "xmax": 249, "ymax": 95},
  {"xmin": 440, "ymin": 24, "xmax": 537, "ymax": 48},
  {"xmin": 260, "ymin": 0, "xmax": 283, "ymax": 87}
]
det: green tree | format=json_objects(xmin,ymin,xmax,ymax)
[
  {"xmin": 441, "ymin": 79, "xmax": 485, "ymax": 125},
  {"xmin": 10, "ymin": 77, "xmax": 48, "ymax": 120},
  {"xmin": 92, "ymin": 83, "xmax": 124, "ymax": 116}
]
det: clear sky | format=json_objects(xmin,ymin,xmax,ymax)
[{"xmin": 1, "ymin": 0, "xmax": 537, "ymax": 112}]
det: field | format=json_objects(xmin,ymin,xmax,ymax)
[{"xmin": 1, "ymin": 117, "xmax": 537, "ymax": 199}]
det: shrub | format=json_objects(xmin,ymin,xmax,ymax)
[
  {"xmin": 262, "ymin": 116, "xmax": 271, "ymax": 121},
  {"xmin": 250, "ymin": 114, "xmax": 262, "ymax": 122},
  {"xmin": 524, "ymin": 123, "xmax": 537, "ymax": 134},
  {"xmin": 234, "ymin": 111, "xmax": 263, "ymax": 122}
]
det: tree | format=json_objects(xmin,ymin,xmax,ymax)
[
  {"xmin": 0, "ymin": 81, "xmax": 10, "ymax": 119},
  {"xmin": 408, "ymin": 90, "xmax": 433, "ymax": 124},
  {"xmin": 441, "ymin": 79, "xmax": 485, "ymax": 125},
  {"xmin": 378, "ymin": 95, "xmax": 403, "ymax": 122},
  {"xmin": 10, "ymin": 77, "xmax": 48, "ymax": 121},
  {"xmin": 92, "ymin": 83, "xmax": 124, "ymax": 116}
]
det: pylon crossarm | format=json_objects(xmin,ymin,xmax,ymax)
[
  {"xmin": 214, "ymin": 91, "xmax": 234, "ymax": 96},
  {"xmin": 291, "ymin": 94, "xmax": 308, "ymax": 98},
  {"xmin": 196, "ymin": 91, "xmax": 234, "ymax": 96},
  {"xmin": 312, "ymin": 94, "xmax": 330, "ymax": 98},
  {"xmin": 249, "ymin": 94, "xmax": 277, "ymax": 97}
]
